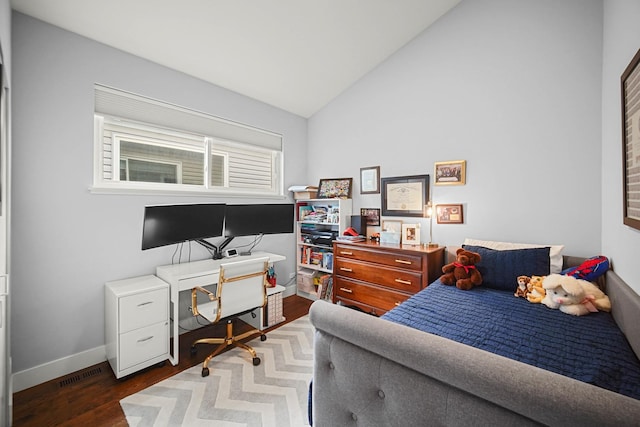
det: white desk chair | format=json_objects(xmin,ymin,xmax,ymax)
[{"xmin": 190, "ymin": 256, "xmax": 269, "ymax": 377}]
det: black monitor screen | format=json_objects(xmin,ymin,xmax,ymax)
[
  {"xmin": 141, "ymin": 203, "xmax": 226, "ymax": 250},
  {"xmin": 224, "ymin": 204, "xmax": 294, "ymax": 237}
]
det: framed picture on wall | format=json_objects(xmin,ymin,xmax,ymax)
[
  {"xmin": 317, "ymin": 178, "xmax": 353, "ymax": 199},
  {"xmin": 360, "ymin": 208, "xmax": 381, "ymax": 226},
  {"xmin": 436, "ymin": 204, "xmax": 464, "ymax": 224},
  {"xmin": 360, "ymin": 166, "xmax": 380, "ymax": 194},
  {"xmin": 380, "ymin": 174, "xmax": 429, "ymax": 217},
  {"xmin": 622, "ymin": 48, "xmax": 640, "ymax": 231},
  {"xmin": 434, "ymin": 160, "xmax": 466, "ymax": 185}
]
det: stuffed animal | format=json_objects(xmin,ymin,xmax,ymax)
[
  {"xmin": 526, "ymin": 275, "xmax": 546, "ymax": 303},
  {"xmin": 541, "ymin": 273, "xmax": 611, "ymax": 316},
  {"xmin": 440, "ymin": 248, "xmax": 483, "ymax": 290},
  {"xmin": 514, "ymin": 275, "xmax": 530, "ymax": 298}
]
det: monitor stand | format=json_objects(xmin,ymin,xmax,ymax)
[{"xmin": 195, "ymin": 237, "xmax": 236, "ymax": 259}]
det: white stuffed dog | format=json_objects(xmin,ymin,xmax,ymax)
[{"xmin": 541, "ymin": 273, "xmax": 611, "ymax": 316}]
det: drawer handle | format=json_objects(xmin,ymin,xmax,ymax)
[
  {"xmin": 340, "ymin": 251, "xmax": 354, "ymax": 255},
  {"xmin": 137, "ymin": 336, "xmax": 154, "ymax": 343},
  {"xmin": 395, "ymin": 259, "xmax": 412, "ymax": 265},
  {"xmin": 395, "ymin": 278, "xmax": 412, "ymax": 285},
  {"xmin": 339, "ymin": 287, "xmax": 353, "ymax": 294},
  {"xmin": 395, "ymin": 302, "xmax": 401, "ymax": 306},
  {"xmin": 137, "ymin": 301, "xmax": 154, "ymax": 307},
  {"xmin": 339, "ymin": 267, "xmax": 353, "ymax": 272}
]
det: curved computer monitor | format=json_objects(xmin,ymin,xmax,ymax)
[
  {"xmin": 224, "ymin": 204, "xmax": 294, "ymax": 238},
  {"xmin": 141, "ymin": 203, "xmax": 226, "ymax": 250}
]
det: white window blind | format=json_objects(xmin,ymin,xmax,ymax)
[{"xmin": 93, "ymin": 85, "xmax": 283, "ymax": 196}]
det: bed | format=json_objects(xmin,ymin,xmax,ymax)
[{"xmin": 309, "ymin": 247, "xmax": 640, "ymax": 426}]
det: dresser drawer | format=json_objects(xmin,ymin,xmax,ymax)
[
  {"xmin": 334, "ymin": 277, "xmax": 410, "ymax": 313},
  {"xmin": 119, "ymin": 288, "xmax": 168, "ymax": 333},
  {"xmin": 119, "ymin": 321, "xmax": 168, "ymax": 370},
  {"xmin": 335, "ymin": 258, "xmax": 422, "ymax": 293},
  {"xmin": 334, "ymin": 244, "xmax": 423, "ymax": 272}
]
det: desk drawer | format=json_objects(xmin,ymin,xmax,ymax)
[
  {"xmin": 119, "ymin": 289, "xmax": 168, "ymax": 333},
  {"xmin": 334, "ymin": 244, "xmax": 423, "ymax": 272},
  {"xmin": 334, "ymin": 258, "xmax": 422, "ymax": 293},
  {"xmin": 119, "ymin": 321, "xmax": 168, "ymax": 371},
  {"xmin": 334, "ymin": 277, "xmax": 410, "ymax": 313},
  {"xmin": 177, "ymin": 274, "xmax": 217, "ymax": 291}
]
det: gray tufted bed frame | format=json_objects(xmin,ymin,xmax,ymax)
[{"xmin": 309, "ymin": 256, "xmax": 640, "ymax": 426}]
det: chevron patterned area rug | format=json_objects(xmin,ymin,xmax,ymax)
[{"xmin": 120, "ymin": 315, "xmax": 313, "ymax": 426}]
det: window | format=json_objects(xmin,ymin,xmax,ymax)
[{"xmin": 93, "ymin": 85, "xmax": 283, "ymax": 196}]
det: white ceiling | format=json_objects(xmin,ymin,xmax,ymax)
[{"xmin": 10, "ymin": 0, "xmax": 461, "ymax": 118}]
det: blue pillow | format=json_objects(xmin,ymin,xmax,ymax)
[{"xmin": 462, "ymin": 245, "xmax": 551, "ymax": 291}]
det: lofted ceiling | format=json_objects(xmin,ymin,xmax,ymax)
[{"xmin": 10, "ymin": 0, "xmax": 461, "ymax": 118}]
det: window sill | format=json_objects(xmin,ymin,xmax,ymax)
[{"xmin": 89, "ymin": 184, "xmax": 286, "ymax": 199}]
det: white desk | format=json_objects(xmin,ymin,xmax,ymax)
[{"xmin": 156, "ymin": 251, "xmax": 286, "ymax": 365}]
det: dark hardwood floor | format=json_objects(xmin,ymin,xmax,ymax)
[{"xmin": 12, "ymin": 295, "xmax": 314, "ymax": 427}]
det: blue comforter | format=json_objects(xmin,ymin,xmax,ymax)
[{"xmin": 382, "ymin": 280, "xmax": 640, "ymax": 400}]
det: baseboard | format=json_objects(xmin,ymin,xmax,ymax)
[
  {"xmin": 12, "ymin": 345, "xmax": 107, "ymax": 393},
  {"xmin": 13, "ymin": 286, "xmax": 299, "ymax": 393},
  {"xmin": 283, "ymin": 284, "xmax": 296, "ymax": 298}
]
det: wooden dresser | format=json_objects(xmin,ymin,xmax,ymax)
[{"xmin": 332, "ymin": 241, "xmax": 445, "ymax": 316}]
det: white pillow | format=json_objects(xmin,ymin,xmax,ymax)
[{"xmin": 463, "ymin": 238, "xmax": 564, "ymax": 273}]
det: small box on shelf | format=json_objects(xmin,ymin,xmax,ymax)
[{"xmin": 297, "ymin": 269, "xmax": 317, "ymax": 293}]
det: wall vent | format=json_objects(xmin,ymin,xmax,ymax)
[{"xmin": 58, "ymin": 366, "xmax": 103, "ymax": 388}]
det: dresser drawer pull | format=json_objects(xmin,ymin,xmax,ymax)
[
  {"xmin": 137, "ymin": 301, "xmax": 154, "ymax": 307},
  {"xmin": 395, "ymin": 259, "xmax": 412, "ymax": 265},
  {"xmin": 137, "ymin": 336, "xmax": 154, "ymax": 343},
  {"xmin": 395, "ymin": 302, "xmax": 401, "ymax": 306},
  {"xmin": 395, "ymin": 278, "xmax": 412, "ymax": 285},
  {"xmin": 339, "ymin": 251, "xmax": 354, "ymax": 256},
  {"xmin": 339, "ymin": 267, "xmax": 353, "ymax": 272},
  {"xmin": 339, "ymin": 287, "xmax": 353, "ymax": 294}
]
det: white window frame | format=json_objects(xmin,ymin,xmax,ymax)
[
  {"xmin": 119, "ymin": 157, "xmax": 183, "ymax": 184},
  {"xmin": 92, "ymin": 85, "xmax": 284, "ymax": 197}
]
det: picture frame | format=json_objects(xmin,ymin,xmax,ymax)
[
  {"xmin": 621, "ymin": 48, "xmax": 640, "ymax": 231},
  {"xmin": 360, "ymin": 166, "xmax": 380, "ymax": 194},
  {"xmin": 360, "ymin": 208, "xmax": 381, "ymax": 226},
  {"xmin": 380, "ymin": 174, "xmax": 430, "ymax": 217},
  {"xmin": 381, "ymin": 219, "xmax": 402, "ymax": 233},
  {"xmin": 434, "ymin": 160, "xmax": 466, "ymax": 185},
  {"xmin": 436, "ymin": 204, "xmax": 464, "ymax": 224},
  {"xmin": 317, "ymin": 177, "xmax": 353, "ymax": 199},
  {"xmin": 401, "ymin": 223, "xmax": 420, "ymax": 245}
]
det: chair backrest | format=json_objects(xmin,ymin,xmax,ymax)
[{"xmin": 217, "ymin": 256, "xmax": 269, "ymax": 320}]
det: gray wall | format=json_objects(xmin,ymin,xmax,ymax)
[
  {"xmin": 601, "ymin": 1, "xmax": 640, "ymax": 292},
  {"xmin": 309, "ymin": 1, "xmax": 606, "ymax": 266},
  {"xmin": 11, "ymin": 12, "xmax": 307, "ymax": 374}
]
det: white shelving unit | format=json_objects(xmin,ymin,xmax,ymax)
[{"xmin": 295, "ymin": 198, "xmax": 352, "ymax": 300}]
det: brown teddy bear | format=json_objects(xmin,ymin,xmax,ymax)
[{"xmin": 440, "ymin": 248, "xmax": 483, "ymax": 290}]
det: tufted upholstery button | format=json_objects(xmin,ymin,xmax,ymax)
[
  {"xmin": 328, "ymin": 362, "xmax": 335, "ymax": 369},
  {"xmin": 378, "ymin": 390, "xmax": 385, "ymax": 399},
  {"xmin": 351, "ymin": 413, "xmax": 358, "ymax": 421}
]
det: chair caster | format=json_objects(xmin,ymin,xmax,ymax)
[
  {"xmin": 201, "ymin": 367, "xmax": 209, "ymax": 377},
  {"xmin": 190, "ymin": 346, "xmax": 198, "ymax": 355},
  {"xmin": 260, "ymin": 334, "xmax": 267, "ymax": 341},
  {"xmin": 253, "ymin": 357, "xmax": 261, "ymax": 366}
]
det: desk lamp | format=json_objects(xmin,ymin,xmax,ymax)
[{"xmin": 424, "ymin": 201, "xmax": 438, "ymax": 248}]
